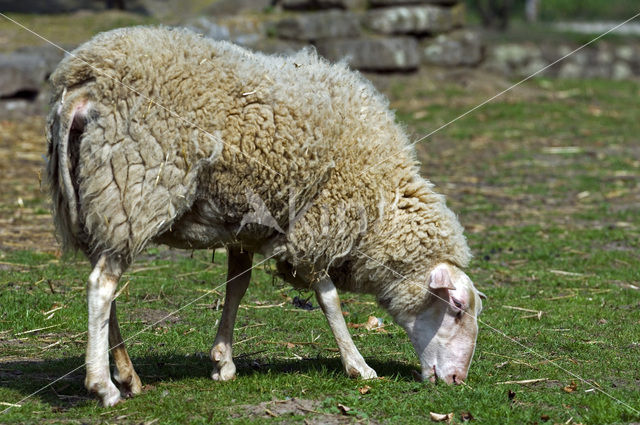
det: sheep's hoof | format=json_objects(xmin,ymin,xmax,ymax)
[
  {"xmin": 211, "ymin": 361, "xmax": 237, "ymax": 381},
  {"xmin": 113, "ymin": 367, "xmax": 143, "ymax": 397},
  {"xmin": 210, "ymin": 343, "xmax": 236, "ymax": 381},
  {"xmin": 346, "ymin": 363, "xmax": 377, "ymax": 380},
  {"xmin": 86, "ymin": 378, "xmax": 121, "ymax": 407},
  {"xmin": 117, "ymin": 371, "xmax": 142, "ymax": 398}
]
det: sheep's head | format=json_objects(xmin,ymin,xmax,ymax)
[{"xmin": 396, "ymin": 263, "xmax": 485, "ymax": 385}]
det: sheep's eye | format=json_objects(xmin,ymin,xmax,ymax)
[{"xmin": 452, "ymin": 298, "xmax": 463, "ymax": 309}]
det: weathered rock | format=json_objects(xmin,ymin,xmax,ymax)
[
  {"xmin": 246, "ymin": 38, "xmax": 309, "ymax": 56},
  {"xmin": 486, "ymin": 42, "xmax": 544, "ymax": 76},
  {"xmin": 0, "ymin": 97, "xmax": 46, "ymax": 118},
  {"xmin": 369, "ymin": 0, "xmax": 458, "ymax": 7},
  {"xmin": 0, "ymin": 0, "xmax": 147, "ymax": 13},
  {"xmin": 595, "ymin": 46, "xmax": 614, "ymax": 64},
  {"xmin": 205, "ymin": 0, "xmax": 272, "ymax": 16},
  {"xmin": 519, "ymin": 58, "xmax": 549, "ymax": 77},
  {"xmin": 421, "ymin": 29, "xmax": 483, "ymax": 66},
  {"xmin": 615, "ymin": 45, "xmax": 634, "ymax": 62},
  {"xmin": 16, "ymin": 45, "xmax": 67, "ymax": 78},
  {"xmin": 187, "ymin": 16, "xmax": 266, "ymax": 47},
  {"xmin": 277, "ymin": 0, "xmax": 366, "ymax": 11},
  {"xmin": 317, "ymin": 37, "xmax": 419, "ymax": 71},
  {"xmin": 583, "ymin": 63, "xmax": 612, "ymax": 79},
  {"xmin": 557, "ymin": 62, "xmax": 582, "ymax": 79},
  {"xmin": 274, "ymin": 10, "xmax": 360, "ymax": 41},
  {"xmin": 0, "ymin": 0, "xmax": 89, "ymax": 13},
  {"xmin": 483, "ymin": 43, "xmax": 547, "ymax": 76},
  {"xmin": 0, "ymin": 53, "xmax": 47, "ymax": 98},
  {"xmin": 612, "ymin": 61, "xmax": 633, "ymax": 80},
  {"xmin": 365, "ymin": 3, "xmax": 464, "ymax": 35}
]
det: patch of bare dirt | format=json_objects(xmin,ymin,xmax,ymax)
[
  {"xmin": 233, "ymin": 398, "xmax": 379, "ymax": 424},
  {"xmin": 131, "ymin": 308, "xmax": 181, "ymax": 328},
  {"xmin": 0, "ymin": 116, "xmax": 58, "ymax": 254}
]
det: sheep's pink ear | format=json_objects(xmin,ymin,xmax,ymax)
[
  {"xmin": 478, "ymin": 290, "xmax": 487, "ymax": 300},
  {"xmin": 428, "ymin": 264, "xmax": 455, "ymax": 290}
]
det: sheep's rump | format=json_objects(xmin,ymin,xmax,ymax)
[{"xmin": 47, "ymin": 26, "xmax": 470, "ymax": 273}]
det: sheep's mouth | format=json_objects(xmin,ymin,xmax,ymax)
[{"xmin": 421, "ymin": 365, "xmax": 437, "ymax": 383}]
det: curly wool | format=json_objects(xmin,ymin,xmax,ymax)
[{"xmin": 47, "ymin": 26, "xmax": 471, "ymax": 299}]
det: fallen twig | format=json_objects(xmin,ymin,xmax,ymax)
[
  {"xmin": 15, "ymin": 324, "xmax": 61, "ymax": 336},
  {"xmin": 235, "ymin": 335, "xmax": 258, "ymax": 346},
  {"xmin": 43, "ymin": 305, "xmax": 64, "ymax": 316},
  {"xmin": 240, "ymin": 302, "xmax": 286, "ymax": 309},
  {"xmin": 0, "ymin": 402, "xmax": 21, "ymax": 407},
  {"xmin": 549, "ymin": 269, "xmax": 585, "ymax": 277},
  {"xmin": 497, "ymin": 378, "xmax": 549, "ymax": 385},
  {"xmin": 42, "ymin": 340, "xmax": 62, "ymax": 350},
  {"xmin": 502, "ymin": 305, "xmax": 538, "ymax": 313},
  {"xmin": 503, "ymin": 305, "xmax": 542, "ymax": 314},
  {"xmin": 128, "ymin": 265, "xmax": 171, "ymax": 274},
  {"xmin": 113, "ymin": 280, "xmax": 130, "ymax": 300}
]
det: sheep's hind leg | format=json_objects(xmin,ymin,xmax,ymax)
[
  {"xmin": 85, "ymin": 254, "xmax": 127, "ymax": 406},
  {"xmin": 313, "ymin": 278, "xmax": 377, "ymax": 379},
  {"xmin": 211, "ymin": 247, "xmax": 253, "ymax": 381},
  {"xmin": 109, "ymin": 300, "xmax": 142, "ymax": 398}
]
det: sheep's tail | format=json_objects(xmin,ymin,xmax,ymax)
[{"xmin": 46, "ymin": 85, "xmax": 93, "ymax": 254}]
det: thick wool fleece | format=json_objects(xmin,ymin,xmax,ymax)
[{"xmin": 47, "ymin": 26, "xmax": 470, "ymax": 301}]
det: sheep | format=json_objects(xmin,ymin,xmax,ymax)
[{"xmin": 46, "ymin": 26, "xmax": 486, "ymax": 407}]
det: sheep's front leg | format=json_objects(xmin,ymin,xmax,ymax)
[
  {"xmin": 85, "ymin": 255, "xmax": 126, "ymax": 406},
  {"xmin": 109, "ymin": 300, "xmax": 142, "ymax": 398},
  {"xmin": 211, "ymin": 247, "xmax": 253, "ymax": 381},
  {"xmin": 313, "ymin": 278, "xmax": 377, "ymax": 379}
]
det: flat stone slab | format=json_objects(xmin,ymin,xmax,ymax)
[
  {"xmin": 421, "ymin": 29, "xmax": 483, "ymax": 66},
  {"xmin": 365, "ymin": 3, "xmax": 464, "ymax": 35},
  {"xmin": 0, "ymin": 52, "xmax": 48, "ymax": 98},
  {"xmin": 369, "ymin": 0, "xmax": 458, "ymax": 7},
  {"xmin": 246, "ymin": 38, "xmax": 309, "ymax": 56},
  {"xmin": 317, "ymin": 36, "xmax": 420, "ymax": 71},
  {"xmin": 274, "ymin": 10, "xmax": 361, "ymax": 41},
  {"xmin": 277, "ymin": 0, "xmax": 366, "ymax": 10}
]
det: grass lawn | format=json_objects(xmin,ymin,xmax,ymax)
[{"xmin": 1, "ymin": 26, "xmax": 639, "ymax": 424}]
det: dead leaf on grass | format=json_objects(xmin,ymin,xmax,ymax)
[
  {"xmin": 563, "ymin": 381, "xmax": 577, "ymax": 393},
  {"xmin": 337, "ymin": 403, "xmax": 351, "ymax": 415},
  {"xmin": 460, "ymin": 411, "xmax": 474, "ymax": 421},
  {"xmin": 348, "ymin": 316, "xmax": 386, "ymax": 332},
  {"xmin": 430, "ymin": 411, "xmax": 453, "ymax": 422},
  {"xmin": 358, "ymin": 385, "xmax": 371, "ymax": 395}
]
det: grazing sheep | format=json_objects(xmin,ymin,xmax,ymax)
[{"xmin": 47, "ymin": 26, "xmax": 485, "ymax": 407}]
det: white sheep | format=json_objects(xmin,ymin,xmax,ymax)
[{"xmin": 46, "ymin": 26, "xmax": 485, "ymax": 407}]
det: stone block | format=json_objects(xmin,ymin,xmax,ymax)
[
  {"xmin": 247, "ymin": 38, "xmax": 309, "ymax": 56},
  {"xmin": 277, "ymin": 0, "xmax": 366, "ymax": 10},
  {"xmin": 365, "ymin": 3, "xmax": 464, "ymax": 35},
  {"xmin": 421, "ymin": 29, "xmax": 483, "ymax": 66},
  {"xmin": 187, "ymin": 16, "xmax": 267, "ymax": 46},
  {"xmin": 369, "ymin": 0, "xmax": 458, "ymax": 7},
  {"xmin": 274, "ymin": 10, "xmax": 361, "ymax": 41},
  {"xmin": 204, "ymin": 0, "xmax": 272, "ymax": 16},
  {"xmin": 0, "ymin": 52, "xmax": 47, "ymax": 98},
  {"xmin": 317, "ymin": 37, "xmax": 420, "ymax": 71}
]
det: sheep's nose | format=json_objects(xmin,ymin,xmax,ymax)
[{"xmin": 446, "ymin": 371, "xmax": 467, "ymax": 385}]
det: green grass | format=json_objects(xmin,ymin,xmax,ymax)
[
  {"xmin": 2, "ymin": 75, "xmax": 640, "ymax": 423},
  {"xmin": 463, "ymin": 0, "xmax": 639, "ymax": 21},
  {"xmin": 0, "ymin": 11, "xmax": 158, "ymax": 52}
]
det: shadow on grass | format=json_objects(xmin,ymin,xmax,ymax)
[{"xmin": 0, "ymin": 354, "xmax": 418, "ymax": 409}]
